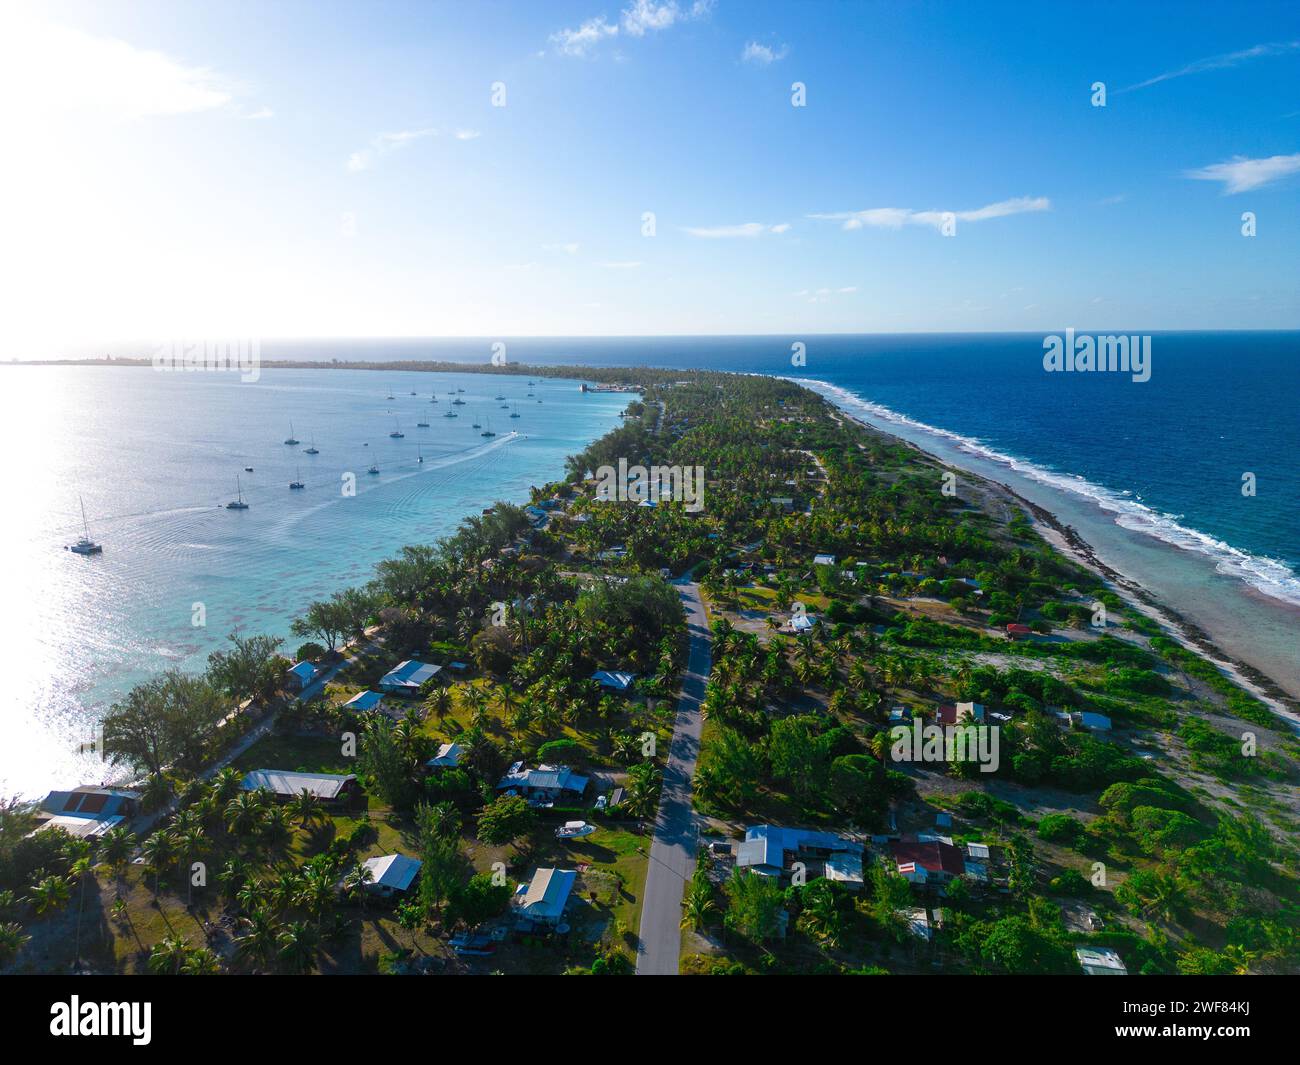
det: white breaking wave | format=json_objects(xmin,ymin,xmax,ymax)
[{"xmin": 795, "ymin": 377, "xmax": 1300, "ymax": 609}]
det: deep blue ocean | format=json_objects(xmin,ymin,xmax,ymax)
[{"xmin": 259, "ymin": 332, "xmax": 1300, "ymax": 606}]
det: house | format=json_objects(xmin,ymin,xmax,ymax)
[
  {"xmin": 770, "ymin": 496, "xmax": 795, "ymax": 512},
  {"xmin": 241, "ymin": 769, "xmax": 358, "ymax": 804},
  {"xmin": 1076, "ymin": 946, "xmax": 1127, "ymax": 976},
  {"xmin": 426, "ymin": 742, "xmax": 463, "ymax": 769},
  {"xmin": 936, "ymin": 701, "xmax": 986, "ymax": 726},
  {"xmin": 360, "ymin": 854, "xmax": 422, "ymax": 898},
  {"xmin": 35, "ymin": 786, "xmax": 141, "ymax": 839},
  {"xmin": 497, "ymin": 762, "xmax": 589, "ymax": 805},
  {"xmin": 890, "ymin": 837, "xmax": 966, "ymax": 886},
  {"xmin": 888, "ymin": 706, "xmax": 912, "ymax": 724},
  {"xmin": 813, "ymin": 553, "xmax": 837, "ymax": 567},
  {"xmin": 378, "ymin": 659, "xmax": 442, "ymax": 694},
  {"xmin": 286, "ymin": 661, "xmax": 319, "ymax": 692},
  {"xmin": 592, "ymin": 670, "xmax": 636, "ymax": 692},
  {"xmin": 515, "ymin": 867, "xmax": 577, "ymax": 926},
  {"xmin": 790, "ymin": 613, "xmax": 817, "ymax": 634},
  {"xmin": 736, "ymin": 825, "xmax": 864, "ymax": 885},
  {"xmin": 1078, "ymin": 711, "xmax": 1113, "ymax": 732},
  {"xmin": 1005, "ymin": 623, "xmax": 1033, "ymax": 640},
  {"xmin": 342, "ymin": 690, "xmax": 385, "ymax": 714}
]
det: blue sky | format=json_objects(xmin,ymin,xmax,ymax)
[{"xmin": 3, "ymin": 0, "xmax": 1298, "ymax": 350}]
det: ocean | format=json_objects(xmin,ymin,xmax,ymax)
[
  {"xmin": 6, "ymin": 331, "xmax": 1298, "ymax": 794},
  {"xmin": 0, "ymin": 365, "xmax": 626, "ymax": 797}
]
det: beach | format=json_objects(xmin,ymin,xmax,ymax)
[{"xmin": 806, "ymin": 379, "xmax": 1300, "ymax": 709}]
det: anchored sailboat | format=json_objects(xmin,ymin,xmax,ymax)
[
  {"xmin": 284, "ymin": 422, "xmax": 300, "ymax": 445},
  {"xmin": 67, "ymin": 495, "xmax": 103, "ymax": 555},
  {"xmin": 226, "ymin": 475, "xmax": 250, "ymax": 509}
]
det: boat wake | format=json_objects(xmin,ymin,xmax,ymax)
[{"xmin": 796, "ymin": 377, "xmax": 1300, "ymax": 610}]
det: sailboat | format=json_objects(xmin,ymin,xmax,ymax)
[
  {"xmin": 416, "ymin": 418, "xmax": 430, "ymax": 427},
  {"xmin": 471, "ymin": 410, "xmax": 481, "ymax": 428},
  {"xmin": 226, "ymin": 475, "xmax": 250, "ymax": 509},
  {"xmin": 480, "ymin": 417, "xmax": 496, "ymax": 438},
  {"xmin": 367, "ymin": 452, "xmax": 380, "ymax": 475},
  {"xmin": 430, "ymin": 393, "xmax": 438, "ymax": 403},
  {"xmin": 443, "ymin": 409, "xmax": 458, "ymax": 418},
  {"xmin": 284, "ymin": 422, "xmax": 300, "ymax": 445},
  {"xmin": 289, "ymin": 466, "xmax": 305, "ymax": 490},
  {"xmin": 494, "ymin": 392, "xmax": 505, "ymax": 401},
  {"xmin": 67, "ymin": 495, "xmax": 103, "ymax": 555},
  {"xmin": 452, "ymin": 396, "xmax": 466, "ymax": 406},
  {"xmin": 304, "ymin": 435, "xmax": 319, "ymax": 455},
  {"xmin": 386, "ymin": 386, "xmax": 395, "ymax": 400},
  {"xmin": 509, "ymin": 403, "xmax": 520, "ymax": 419},
  {"xmin": 389, "ymin": 418, "xmax": 404, "ymax": 439},
  {"xmin": 417, "ymin": 445, "xmax": 424, "ymax": 464}
]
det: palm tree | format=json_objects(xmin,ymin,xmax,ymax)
[
  {"xmin": 140, "ymin": 831, "xmax": 177, "ymax": 897},
  {"xmin": 179, "ymin": 946, "xmax": 221, "ymax": 975},
  {"xmin": 424, "ymin": 685, "xmax": 452, "ymax": 720},
  {"xmin": 289, "ymin": 790, "xmax": 324, "ymax": 831},
  {"xmin": 69, "ymin": 854, "xmax": 94, "ymax": 969},
  {"xmin": 100, "ymin": 824, "xmax": 136, "ymax": 880},
  {"xmin": 236, "ymin": 909, "xmax": 280, "ymax": 971},
  {"xmin": 0, "ymin": 922, "xmax": 29, "ymax": 967},
  {"xmin": 224, "ymin": 791, "xmax": 263, "ymax": 841},
  {"xmin": 148, "ymin": 934, "xmax": 190, "ymax": 975},
  {"xmin": 276, "ymin": 920, "xmax": 319, "ymax": 974},
  {"xmin": 341, "ymin": 863, "xmax": 374, "ymax": 911}
]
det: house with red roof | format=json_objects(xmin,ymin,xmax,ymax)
[
  {"xmin": 890, "ymin": 837, "xmax": 966, "ymax": 887},
  {"xmin": 1004, "ymin": 623, "xmax": 1033, "ymax": 640}
]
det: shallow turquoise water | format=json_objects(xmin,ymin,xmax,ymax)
[{"xmin": 0, "ymin": 365, "xmax": 625, "ymax": 797}]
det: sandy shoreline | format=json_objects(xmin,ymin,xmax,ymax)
[{"xmin": 823, "ymin": 401, "xmax": 1300, "ymax": 731}]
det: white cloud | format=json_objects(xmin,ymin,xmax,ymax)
[
  {"xmin": 544, "ymin": 242, "xmax": 581, "ymax": 254},
  {"xmin": 550, "ymin": 16, "xmax": 619, "ymax": 57},
  {"xmin": 809, "ymin": 196, "xmax": 1050, "ymax": 232},
  {"xmin": 346, "ymin": 128, "xmax": 437, "ymax": 172},
  {"xmin": 742, "ymin": 41, "xmax": 789, "ymax": 64},
  {"xmin": 454, "ymin": 129, "xmax": 481, "ymax": 140},
  {"xmin": 598, "ymin": 260, "xmax": 642, "ymax": 268},
  {"xmin": 245, "ymin": 106, "xmax": 274, "ymax": 120},
  {"xmin": 1184, "ymin": 152, "xmax": 1300, "ymax": 194},
  {"xmin": 1124, "ymin": 40, "xmax": 1300, "ymax": 92},
  {"xmin": 0, "ymin": 14, "xmax": 235, "ymax": 122},
  {"xmin": 682, "ymin": 222, "xmax": 791, "ymax": 238},
  {"xmin": 550, "ymin": 1, "xmax": 711, "ymax": 56}
]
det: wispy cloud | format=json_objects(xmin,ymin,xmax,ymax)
[
  {"xmin": 1184, "ymin": 152, "xmax": 1300, "ymax": 194},
  {"xmin": 742, "ymin": 41, "xmax": 788, "ymax": 65},
  {"xmin": 550, "ymin": 1, "xmax": 712, "ymax": 57},
  {"xmin": 543, "ymin": 242, "xmax": 580, "ymax": 255},
  {"xmin": 454, "ymin": 129, "xmax": 481, "ymax": 140},
  {"xmin": 346, "ymin": 128, "xmax": 437, "ymax": 172},
  {"xmin": 809, "ymin": 196, "xmax": 1050, "ymax": 232},
  {"xmin": 598, "ymin": 260, "xmax": 643, "ymax": 269},
  {"xmin": 1123, "ymin": 40, "xmax": 1300, "ymax": 92},
  {"xmin": 245, "ymin": 106, "xmax": 274, "ymax": 120},
  {"xmin": 682, "ymin": 222, "xmax": 790, "ymax": 238},
  {"xmin": 797, "ymin": 286, "xmax": 858, "ymax": 303}
]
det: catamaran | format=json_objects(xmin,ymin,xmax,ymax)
[
  {"xmin": 452, "ymin": 397, "xmax": 466, "ymax": 406},
  {"xmin": 283, "ymin": 422, "xmax": 299, "ymax": 445},
  {"xmin": 509, "ymin": 404, "xmax": 520, "ymax": 419},
  {"xmin": 443, "ymin": 410, "xmax": 458, "ymax": 418},
  {"xmin": 67, "ymin": 495, "xmax": 103, "ymax": 555},
  {"xmin": 289, "ymin": 466, "xmax": 305, "ymax": 490},
  {"xmin": 304, "ymin": 435, "xmax": 319, "ymax": 455},
  {"xmin": 226, "ymin": 475, "xmax": 250, "ymax": 509},
  {"xmin": 494, "ymin": 392, "xmax": 505, "ymax": 401},
  {"xmin": 480, "ymin": 418, "xmax": 496, "ymax": 438},
  {"xmin": 416, "ymin": 418, "xmax": 430, "ymax": 427},
  {"xmin": 389, "ymin": 418, "xmax": 404, "ymax": 439}
]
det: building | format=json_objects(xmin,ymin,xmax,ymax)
[
  {"xmin": 592, "ymin": 670, "xmax": 636, "ymax": 692},
  {"xmin": 1078, "ymin": 711, "xmax": 1113, "ymax": 732},
  {"xmin": 378, "ymin": 659, "xmax": 442, "ymax": 694},
  {"xmin": 35, "ymin": 786, "xmax": 141, "ymax": 839},
  {"xmin": 813, "ymin": 553, "xmax": 837, "ymax": 566},
  {"xmin": 497, "ymin": 762, "xmax": 589, "ymax": 805},
  {"xmin": 241, "ymin": 769, "xmax": 358, "ymax": 804},
  {"xmin": 360, "ymin": 854, "xmax": 422, "ymax": 898},
  {"xmin": 426, "ymin": 741, "xmax": 463, "ymax": 769},
  {"xmin": 1076, "ymin": 946, "xmax": 1127, "ymax": 975},
  {"xmin": 937, "ymin": 701, "xmax": 986, "ymax": 726},
  {"xmin": 1005, "ymin": 623, "xmax": 1033, "ymax": 640},
  {"xmin": 890, "ymin": 837, "xmax": 966, "ymax": 887},
  {"xmin": 285, "ymin": 661, "xmax": 319, "ymax": 692},
  {"xmin": 515, "ymin": 867, "xmax": 577, "ymax": 926},
  {"xmin": 737, "ymin": 825, "xmax": 864, "ymax": 884},
  {"xmin": 342, "ymin": 690, "xmax": 385, "ymax": 714},
  {"xmin": 790, "ymin": 613, "xmax": 818, "ymax": 634}
]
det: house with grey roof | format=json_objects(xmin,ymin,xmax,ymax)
[
  {"xmin": 737, "ymin": 825, "xmax": 864, "ymax": 887},
  {"xmin": 497, "ymin": 762, "xmax": 589, "ymax": 806}
]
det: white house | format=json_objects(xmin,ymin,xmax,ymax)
[
  {"xmin": 286, "ymin": 661, "xmax": 318, "ymax": 692},
  {"xmin": 426, "ymin": 742, "xmax": 463, "ymax": 769},
  {"xmin": 515, "ymin": 867, "xmax": 577, "ymax": 925},
  {"xmin": 241, "ymin": 769, "xmax": 358, "ymax": 803},
  {"xmin": 361, "ymin": 854, "xmax": 422, "ymax": 897},
  {"xmin": 342, "ymin": 690, "xmax": 385, "ymax": 714},
  {"xmin": 1076, "ymin": 946, "xmax": 1127, "ymax": 975},
  {"xmin": 378, "ymin": 659, "xmax": 442, "ymax": 694},
  {"xmin": 592, "ymin": 670, "xmax": 636, "ymax": 692},
  {"xmin": 813, "ymin": 553, "xmax": 836, "ymax": 567}
]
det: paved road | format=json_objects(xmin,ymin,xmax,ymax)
[{"xmin": 636, "ymin": 581, "xmax": 711, "ymax": 975}]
